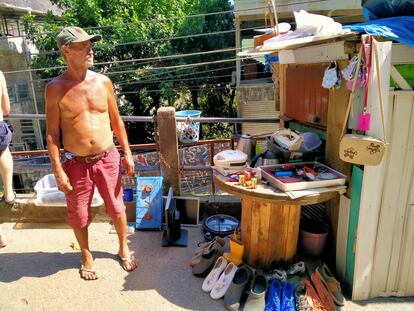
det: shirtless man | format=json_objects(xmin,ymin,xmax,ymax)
[{"xmin": 45, "ymin": 27, "xmax": 137, "ymax": 280}]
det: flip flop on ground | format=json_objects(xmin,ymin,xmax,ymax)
[
  {"xmin": 0, "ymin": 234, "xmax": 6, "ymax": 248},
  {"xmin": 79, "ymin": 265, "xmax": 99, "ymax": 280},
  {"xmin": 0, "ymin": 192, "xmax": 16, "ymax": 206},
  {"xmin": 117, "ymin": 253, "xmax": 138, "ymax": 272}
]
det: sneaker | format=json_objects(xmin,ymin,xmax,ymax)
[
  {"xmin": 210, "ymin": 262, "xmax": 238, "ymax": 300},
  {"xmin": 281, "ymin": 282, "xmax": 295, "ymax": 311},
  {"xmin": 202, "ymin": 256, "xmax": 228, "ymax": 292},
  {"xmin": 286, "ymin": 261, "xmax": 306, "ymax": 276},
  {"xmin": 311, "ymin": 272, "xmax": 335, "ymax": 311},
  {"xmin": 303, "ymin": 279, "xmax": 326, "ymax": 311},
  {"xmin": 316, "ymin": 263, "xmax": 345, "ymax": 306},
  {"xmin": 265, "ymin": 279, "xmax": 281, "ymax": 311},
  {"xmin": 295, "ymin": 284, "xmax": 311, "ymax": 311},
  {"xmin": 265, "ymin": 269, "xmax": 287, "ymax": 282}
]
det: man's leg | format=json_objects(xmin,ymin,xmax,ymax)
[
  {"xmin": 73, "ymin": 225, "xmax": 98, "ymax": 280},
  {"xmin": 112, "ymin": 212, "xmax": 137, "ymax": 271},
  {"xmin": 0, "ymin": 148, "xmax": 15, "ymax": 202}
]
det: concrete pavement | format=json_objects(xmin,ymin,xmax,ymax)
[{"xmin": 0, "ymin": 223, "xmax": 413, "ymax": 311}]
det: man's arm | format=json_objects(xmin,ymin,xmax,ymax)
[
  {"xmin": 45, "ymin": 82, "xmax": 72, "ymax": 192},
  {"xmin": 104, "ymin": 76, "xmax": 134, "ymax": 176},
  {"xmin": 0, "ymin": 71, "xmax": 10, "ymax": 116}
]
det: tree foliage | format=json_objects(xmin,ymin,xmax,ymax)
[{"xmin": 22, "ymin": 0, "xmax": 236, "ymax": 143}]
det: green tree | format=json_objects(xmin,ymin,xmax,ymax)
[{"xmin": 23, "ymin": 0, "xmax": 236, "ymax": 143}]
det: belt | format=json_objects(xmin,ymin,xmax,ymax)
[{"xmin": 74, "ymin": 145, "xmax": 115, "ymax": 164}]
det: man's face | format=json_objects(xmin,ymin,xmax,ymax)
[{"xmin": 63, "ymin": 40, "xmax": 94, "ymax": 68}]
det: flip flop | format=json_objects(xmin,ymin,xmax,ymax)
[
  {"xmin": 80, "ymin": 265, "xmax": 99, "ymax": 280},
  {"xmin": 0, "ymin": 234, "xmax": 6, "ymax": 248},
  {"xmin": 117, "ymin": 253, "xmax": 138, "ymax": 272},
  {"xmin": 0, "ymin": 192, "xmax": 16, "ymax": 206}
]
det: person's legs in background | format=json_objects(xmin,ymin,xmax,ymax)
[{"xmin": 0, "ymin": 147, "xmax": 15, "ymax": 202}]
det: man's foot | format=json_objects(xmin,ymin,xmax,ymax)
[
  {"xmin": 117, "ymin": 250, "xmax": 138, "ymax": 272},
  {"xmin": 0, "ymin": 192, "xmax": 16, "ymax": 206},
  {"xmin": 80, "ymin": 265, "xmax": 99, "ymax": 280},
  {"xmin": 79, "ymin": 251, "xmax": 98, "ymax": 280},
  {"xmin": 0, "ymin": 235, "xmax": 6, "ymax": 248}
]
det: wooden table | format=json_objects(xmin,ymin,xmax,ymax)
[{"xmin": 214, "ymin": 173, "xmax": 342, "ymax": 269}]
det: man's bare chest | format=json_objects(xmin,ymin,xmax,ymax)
[{"xmin": 59, "ymin": 83, "xmax": 108, "ymax": 114}]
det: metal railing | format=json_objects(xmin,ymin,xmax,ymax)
[{"xmin": 7, "ymin": 114, "xmax": 279, "ymax": 195}]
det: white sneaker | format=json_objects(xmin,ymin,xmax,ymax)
[
  {"xmin": 210, "ymin": 262, "xmax": 238, "ymax": 299},
  {"xmin": 202, "ymin": 256, "xmax": 228, "ymax": 292},
  {"xmin": 287, "ymin": 261, "xmax": 306, "ymax": 276}
]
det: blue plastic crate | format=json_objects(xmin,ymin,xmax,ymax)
[{"xmin": 135, "ymin": 176, "xmax": 163, "ymax": 230}]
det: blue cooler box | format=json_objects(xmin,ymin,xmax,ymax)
[{"xmin": 135, "ymin": 176, "xmax": 163, "ymax": 230}]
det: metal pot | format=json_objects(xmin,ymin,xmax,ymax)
[
  {"xmin": 236, "ymin": 134, "xmax": 256, "ymax": 161},
  {"xmin": 250, "ymin": 150, "xmax": 280, "ymax": 168}
]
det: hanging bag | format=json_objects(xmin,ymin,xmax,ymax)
[{"xmin": 339, "ymin": 39, "xmax": 387, "ymax": 166}]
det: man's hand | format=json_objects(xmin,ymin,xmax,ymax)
[
  {"xmin": 55, "ymin": 171, "xmax": 73, "ymax": 193},
  {"xmin": 123, "ymin": 153, "xmax": 135, "ymax": 176}
]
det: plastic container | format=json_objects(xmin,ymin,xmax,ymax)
[
  {"xmin": 123, "ymin": 188, "xmax": 134, "ymax": 201},
  {"xmin": 300, "ymin": 219, "xmax": 329, "ymax": 257},
  {"xmin": 299, "ymin": 132, "xmax": 322, "ymax": 152},
  {"xmin": 176, "ymin": 110, "xmax": 202, "ymax": 143},
  {"xmin": 33, "ymin": 174, "xmax": 103, "ymax": 207},
  {"xmin": 265, "ymin": 136, "xmax": 324, "ymax": 161}
]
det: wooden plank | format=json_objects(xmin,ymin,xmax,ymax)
[
  {"xmin": 156, "ymin": 107, "xmax": 180, "ymax": 195},
  {"xmin": 370, "ymin": 93, "xmax": 412, "ymax": 296},
  {"xmin": 337, "ymin": 194, "xmax": 351, "ymax": 280},
  {"xmin": 345, "ymin": 165, "xmax": 363, "ymax": 293},
  {"xmin": 256, "ymin": 199, "xmax": 271, "ymax": 267},
  {"xmin": 279, "ymin": 41, "xmax": 348, "ymax": 64},
  {"xmin": 400, "ymin": 204, "xmax": 414, "ymax": 295},
  {"xmin": 388, "ymin": 95, "xmax": 414, "ymax": 295},
  {"xmin": 259, "ymin": 33, "xmax": 357, "ymax": 52},
  {"xmin": 326, "ymin": 60, "xmax": 352, "ymax": 176},
  {"xmin": 390, "ymin": 65, "xmax": 412, "ymax": 90},
  {"xmin": 391, "ymin": 44, "xmax": 414, "ymax": 65},
  {"xmin": 241, "ymin": 197, "xmax": 252, "ymax": 265},
  {"xmin": 286, "ymin": 204, "xmax": 301, "ymax": 260},
  {"xmin": 352, "ymin": 41, "xmax": 392, "ymax": 301}
]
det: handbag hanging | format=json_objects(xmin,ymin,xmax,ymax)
[
  {"xmin": 339, "ymin": 38, "xmax": 388, "ymax": 166},
  {"xmin": 357, "ymin": 36, "xmax": 373, "ymax": 131}
]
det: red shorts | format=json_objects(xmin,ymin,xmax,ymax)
[{"xmin": 63, "ymin": 147, "xmax": 126, "ymax": 228}]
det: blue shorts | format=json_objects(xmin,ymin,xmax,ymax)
[{"xmin": 0, "ymin": 122, "xmax": 12, "ymax": 155}]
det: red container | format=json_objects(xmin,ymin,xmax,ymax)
[{"xmin": 300, "ymin": 219, "xmax": 329, "ymax": 257}]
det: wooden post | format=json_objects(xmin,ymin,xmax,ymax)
[{"xmin": 156, "ymin": 107, "xmax": 180, "ymax": 195}]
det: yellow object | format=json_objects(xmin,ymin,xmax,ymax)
[{"xmin": 223, "ymin": 238, "xmax": 244, "ymax": 266}]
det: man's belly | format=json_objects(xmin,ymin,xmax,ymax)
[{"xmin": 62, "ymin": 131, "xmax": 114, "ymax": 156}]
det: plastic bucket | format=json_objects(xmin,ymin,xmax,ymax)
[
  {"xmin": 123, "ymin": 188, "xmax": 134, "ymax": 201},
  {"xmin": 176, "ymin": 110, "xmax": 202, "ymax": 143},
  {"xmin": 300, "ymin": 219, "xmax": 329, "ymax": 257}
]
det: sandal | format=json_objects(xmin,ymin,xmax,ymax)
[
  {"xmin": 0, "ymin": 191, "xmax": 16, "ymax": 206},
  {"xmin": 117, "ymin": 253, "xmax": 138, "ymax": 272},
  {"xmin": 79, "ymin": 265, "xmax": 99, "ymax": 280}
]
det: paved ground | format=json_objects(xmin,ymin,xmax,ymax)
[{"xmin": 1, "ymin": 222, "xmax": 414, "ymax": 311}]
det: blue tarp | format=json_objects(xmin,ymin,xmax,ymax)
[{"xmin": 343, "ymin": 16, "xmax": 414, "ymax": 48}]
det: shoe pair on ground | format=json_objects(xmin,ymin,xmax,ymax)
[
  {"xmin": 315, "ymin": 263, "xmax": 345, "ymax": 307},
  {"xmin": 266, "ymin": 261, "xmax": 306, "ymax": 283},
  {"xmin": 265, "ymin": 279, "xmax": 296, "ymax": 311},
  {"xmin": 202, "ymin": 256, "xmax": 239, "ymax": 300},
  {"xmin": 302, "ymin": 264, "xmax": 344, "ymax": 311},
  {"xmin": 191, "ymin": 236, "xmax": 225, "ymax": 276}
]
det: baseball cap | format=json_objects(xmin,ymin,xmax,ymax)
[{"xmin": 56, "ymin": 26, "xmax": 102, "ymax": 48}]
